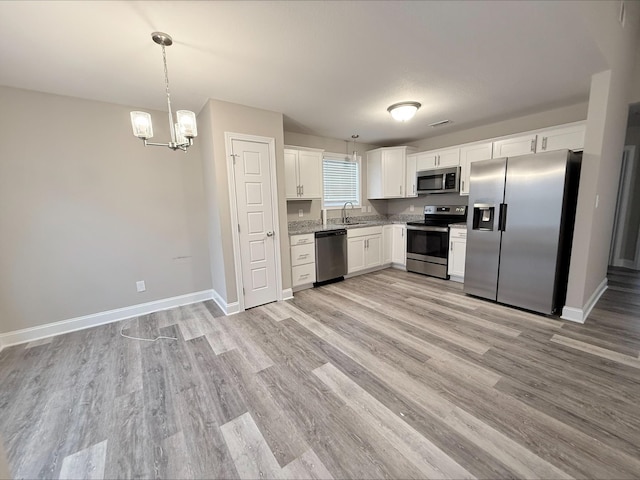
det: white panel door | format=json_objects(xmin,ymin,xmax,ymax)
[
  {"xmin": 392, "ymin": 225, "xmax": 406, "ymax": 265},
  {"xmin": 232, "ymin": 139, "xmax": 278, "ymax": 309},
  {"xmin": 383, "ymin": 225, "xmax": 393, "ymax": 263},
  {"xmin": 364, "ymin": 235, "xmax": 382, "ymax": 268},
  {"xmin": 460, "ymin": 142, "xmax": 493, "ymax": 195},
  {"xmin": 405, "ymin": 154, "xmax": 417, "ymax": 198},
  {"xmin": 347, "ymin": 237, "xmax": 365, "ymax": 273}
]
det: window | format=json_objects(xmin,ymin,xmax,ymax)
[{"xmin": 322, "ymin": 154, "xmax": 361, "ymax": 208}]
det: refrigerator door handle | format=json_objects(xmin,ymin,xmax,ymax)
[{"xmin": 498, "ymin": 203, "xmax": 508, "ymax": 231}]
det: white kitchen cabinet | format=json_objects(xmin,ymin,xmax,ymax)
[
  {"xmin": 284, "ymin": 147, "xmax": 322, "ymax": 200},
  {"xmin": 405, "ymin": 153, "xmax": 418, "ymax": 198},
  {"xmin": 448, "ymin": 227, "xmax": 467, "ymax": 282},
  {"xmin": 367, "ymin": 146, "xmax": 416, "ymax": 199},
  {"xmin": 459, "ymin": 141, "xmax": 493, "ymax": 196},
  {"xmin": 493, "ymin": 133, "xmax": 537, "ymax": 158},
  {"xmin": 290, "ymin": 233, "xmax": 316, "ymax": 289},
  {"xmin": 415, "ymin": 148, "xmax": 460, "ymax": 171},
  {"xmin": 347, "ymin": 226, "xmax": 383, "ymax": 274},
  {"xmin": 536, "ymin": 123, "xmax": 585, "ymax": 153},
  {"xmin": 391, "ymin": 224, "xmax": 406, "ymax": 267}
]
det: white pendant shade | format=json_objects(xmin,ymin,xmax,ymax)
[
  {"xmin": 130, "ymin": 111, "xmax": 153, "ymax": 139},
  {"xmin": 388, "ymin": 102, "xmax": 421, "ymax": 122},
  {"xmin": 177, "ymin": 110, "xmax": 198, "ymax": 138}
]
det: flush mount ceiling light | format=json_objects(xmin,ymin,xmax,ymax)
[
  {"xmin": 387, "ymin": 101, "xmax": 421, "ymax": 122},
  {"xmin": 130, "ymin": 32, "xmax": 197, "ymax": 152}
]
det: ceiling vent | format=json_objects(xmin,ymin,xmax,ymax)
[{"xmin": 428, "ymin": 120, "xmax": 451, "ymax": 127}]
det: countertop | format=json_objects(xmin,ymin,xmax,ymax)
[{"xmin": 289, "ymin": 220, "xmax": 403, "ymax": 236}]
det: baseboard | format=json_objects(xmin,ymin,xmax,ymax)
[
  {"xmin": 0, "ymin": 290, "xmax": 214, "ymax": 349},
  {"xmin": 211, "ymin": 289, "xmax": 240, "ymax": 316},
  {"xmin": 282, "ymin": 288, "xmax": 294, "ymax": 300},
  {"xmin": 448, "ymin": 274, "xmax": 464, "ymax": 283},
  {"xmin": 391, "ymin": 263, "xmax": 407, "ymax": 271},
  {"xmin": 561, "ymin": 277, "xmax": 608, "ymax": 324},
  {"xmin": 0, "ymin": 337, "xmax": 5, "ymax": 353}
]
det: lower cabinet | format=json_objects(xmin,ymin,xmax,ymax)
[
  {"xmin": 391, "ymin": 224, "xmax": 406, "ymax": 267},
  {"xmin": 447, "ymin": 227, "xmax": 467, "ymax": 282},
  {"xmin": 347, "ymin": 226, "xmax": 382, "ymax": 274},
  {"xmin": 290, "ymin": 233, "xmax": 316, "ymax": 289}
]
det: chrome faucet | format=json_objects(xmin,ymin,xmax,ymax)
[{"xmin": 342, "ymin": 201, "xmax": 354, "ymax": 224}]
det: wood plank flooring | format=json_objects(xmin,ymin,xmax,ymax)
[{"xmin": 2, "ymin": 267, "xmax": 640, "ymax": 479}]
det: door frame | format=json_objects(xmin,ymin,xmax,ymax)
[
  {"xmin": 225, "ymin": 132, "xmax": 284, "ymax": 312},
  {"xmin": 610, "ymin": 145, "xmax": 637, "ymax": 268}
]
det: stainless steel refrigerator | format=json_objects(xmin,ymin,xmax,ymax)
[{"xmin": 463, "ymin": 149, "xmax": 581, "ymax": 315}]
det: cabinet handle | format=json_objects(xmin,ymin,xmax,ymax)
[
  {"xmin": 450, "ymin": 243, "xmax": 453, "ymax": 252},
  {"xmin": 542, "ymin": 137, "xmax": 547, "ymax": 150},
  {"xmin": 413, "ymin": 184, "xmax": 416, "ymax": 195},
  {"xmin": 400, "ymin": 185, "xmax": 403, "ymax": 196},
  {"xmin": 530, "ymin": 139, "xmax": 536, "ymax": 152},
  {"xmin": 462, "ymin": 180, "xmax": 465, "ymax": 191},
  {"xmin": 300, "ymin": 273, "xmax": 309, "ymax": 279},
  {"xmin": 299, "ymin": 253, "xmax": 308, "ymax": 259},
  {"xmin": 301, "ymin": 185, "xmax": 304, "ymax": 196}
]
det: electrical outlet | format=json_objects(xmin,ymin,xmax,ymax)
[
  {"xmin": 410, "ymin": 205, "xmax": 415, "ymax": 212},
  {"xmin": 298, "ymin": 209, "xmax": 303, "ymax": 217},
  {"xmin": 136, "ymin": 280, "xmax": 146, "ymax": 292}
]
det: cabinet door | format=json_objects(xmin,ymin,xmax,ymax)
[
  {"xmin": 447, "ymin": 236, "xmax": 467, "ymax": 279},
  {"xmin": 437, "ymin": 148, "xmax": 460, "ymax": 167},
  {"xmin": 382, "ymin": 149, "xmax": 406, "ymax": 198},
  {"xmin": 383, "ymin": 225, "xmax": 393, "ymax": 264},
  {"xmin": 284, "ymin": 149, "xmax": 299, "ymax": 199},
  {"xmin": 392, "ymin": 225, "xmax": 406, "ymax": 265},
  {"xmin": 415, "ymin": 152, "xmax": 438, "ymax": 171},
  {"xmin": 364, "ymin": 235, "xmax": 382, "ymax": 268},
  {"xmin": 297, "ymin": 150, "xmax": 322, "ymax": 198},
  {"xmin": 347, "ymin": 237, "xmax": 366, "ymax": 273},
  {"xmin": 405, "ymin": 154, "xmax": 417, "ymax": 198},
  {"xmin": 536, "ymin": 124, "xmax": 585, "ymax": 153},
  {"xmin": 493, "ymin": 134, "xmax": 537, "ymax": 158},
  {"xmin": 459, "ymin": 142, "xmax": 493, "ymax": 195}
]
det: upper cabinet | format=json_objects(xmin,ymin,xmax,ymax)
[
  {"xmin": 415, "ymin": 148, "xmax": 460, "ymax": 171},
  {"xmin": 459, "ymin": 142, "xmax": 493, "ymax": 195},
  {"xmin": 406, "ymin": 153, "xmax": 418, "ymax": 198},
  {"xmin": 367, "ymin": 146, "xmax": 416, "ymax": 199},
  {"xmin": 536, "ymin": 124, "xmax": 585, "ymax": 153},
  {"xmin": 493, "ymin": 133, "xmax": 537, "ymax": 158},
  {"xmin": 284, "ymin": 147, "xmax": 322, "ymax": 200}
]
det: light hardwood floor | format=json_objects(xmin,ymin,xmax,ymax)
[{"xmin": 1, "ymin": 267, "xmax": 640, "ymax": 479}]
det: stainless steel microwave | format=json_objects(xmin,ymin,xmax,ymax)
[{"xmin": 416, "ymin": 166, "xmax": 460, "ymax": 194}]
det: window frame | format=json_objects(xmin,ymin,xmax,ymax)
[{"xmin": 321, "ymin": 153, "xmax": 362, "ymax": 210}]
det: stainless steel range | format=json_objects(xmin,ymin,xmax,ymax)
[{"xmin": 406, "ymin": 205, "xmax": 467, "ymax": 279}]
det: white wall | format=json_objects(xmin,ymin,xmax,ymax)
[
  {"xmin": 200, "ymin": 99, "xmax": 289, "ymax": 305},
  {"xmin": 0, "ymin": 86, "xmax": 212, "ymax": 334},
  {"xmin": 564, "ymin": 1, "xmax": 640, "ymax": 316}
]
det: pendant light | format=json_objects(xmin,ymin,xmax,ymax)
[
  {"xmin": 130, "ymin": 32, "xmax": 197, "ymax": 152},
  {"xmin": 351, "ymin": 134, "xmax": 359, "ymax": 161}
]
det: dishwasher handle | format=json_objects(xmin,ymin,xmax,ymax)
[{"xmin": 315, "ymin": 229, "xmax": 347, "ymax": 238}]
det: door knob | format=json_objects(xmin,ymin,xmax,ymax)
[{"xmin": 266, "ymin": 231, "xmax": 274, "ymax": 237}]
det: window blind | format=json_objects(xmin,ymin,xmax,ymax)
[{"xmin": 322, "ymin": 156, "xmax": 360, "ymax": 207}]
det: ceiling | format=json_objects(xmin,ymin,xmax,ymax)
[{"xmin": 0, "ymin": 1, "xmax": 608, "ymax": 145}]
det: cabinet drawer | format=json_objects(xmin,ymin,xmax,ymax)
[
  {"xmin": 347, "ymin": 226, "xmax": 382, "ymax": 238},
  {"xmin": 291, "ymin": 243, "xmax": 315, "ymax": 266},
  {"xmin": 292, "ymin": 263, "xmax": 316, "ymax": 286},
  {"xmin": 290, "ymin": 233, "xmax": 314, "ymax": 246},
  {"xmin": 449, "ymin": 228, "xmax": 467, "ymax": 239}
]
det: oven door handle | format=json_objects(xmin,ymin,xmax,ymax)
[{"xmin": 406, "ymin": 225, "xmax": 449, "ymax": 233}]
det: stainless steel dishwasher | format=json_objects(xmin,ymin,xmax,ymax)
[{"xmin": 314, "ymin": 229, "xmax": 347, "ymax": 286}]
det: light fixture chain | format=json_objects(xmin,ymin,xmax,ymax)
[{"xmin": 161, "ymin": 44, "xmax": 176, "ymax": 143}]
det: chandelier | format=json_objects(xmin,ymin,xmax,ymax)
[{"xmin": 130, "ymin": 32, "xmax": 197, "ymax": 151}]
